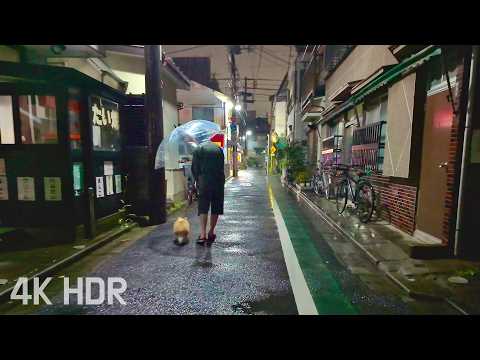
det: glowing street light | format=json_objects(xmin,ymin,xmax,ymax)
[
  {"xmin": 234, "ymin": 103, "xmax": 242, "ymax": 112},
  {"xmin": 246, "ymin": 130, "xmax": 252, "ymax": 136}
]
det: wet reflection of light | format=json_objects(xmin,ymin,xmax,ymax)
[{"xmin": 433, "ymin": 107, "xmax": 453, "ymax": 129}]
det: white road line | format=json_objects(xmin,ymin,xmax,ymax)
[{"xmin": 268, "ymin": 186, "xmax": 318, "ymax": 315}]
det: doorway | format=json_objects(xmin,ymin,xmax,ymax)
[{"xmin": 415, "ymin": 88, "xmax": 454, "ymax": 243}]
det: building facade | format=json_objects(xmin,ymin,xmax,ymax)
[{"xmin": 290, "ymin": 45, "xmax": 477, "ymax": 258}]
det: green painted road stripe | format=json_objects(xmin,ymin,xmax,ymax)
[
  {"xmin": 269, "ymin": 179, "xmax": 357, "ymax": 315},
  {"xmin": 269, "ymin": 186, "xmax": 318, "ymax": 315}
]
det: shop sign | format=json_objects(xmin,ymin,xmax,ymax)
[
  {"xmin": 115, "ymin": 175, "xmax": 122, "ymax": 194},
  {"xmin": 44, "ymin": 177, "xmax": 62, "ymax": 201},
  {"xmin": 104, "ymin": 161, "xmax": 114, "ymax": 176},
  {"xmin": 105, "ymin": 175, "xmax": 114, "ymax": 195},
  {"xmin": 0, "ymin": 159, "xmax": 5, "ymax": 176},
  {"xmin": 73, "ymin": 163, "xmax": 83, "ymax": 196},
  {"xmin": 17, "ymin": 177, "xmax": 35, "ymax": 201},
  {"xmin": 95, "ymin": 177, "xmax": 104, "ymax": 198},
  {"xmin": 0, "ymin": 176, "xmax": 8, "ymax": 200}
]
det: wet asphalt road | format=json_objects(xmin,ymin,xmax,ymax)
[
  {"xmin": 38, "ymin": 170, "xmax": 297, "ymax": 315},
  {"xmin": 28, "ymin": 169, "xmax": 456, "ymax": 315}
]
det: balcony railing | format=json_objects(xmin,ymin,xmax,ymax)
[{"xmin": 351, "ymin": 121, "xmax": 386, "ymax": 173}]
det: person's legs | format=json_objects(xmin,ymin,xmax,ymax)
[
  {"xmin": 197, "ymin": 184, "xmax": 212, "ymax": 243},
  {"xmin": 208, "ymin": 183, "xmax": 224, "ymax": 241},
  {"xmin": 208, "ymin": 214, "xmax": 219, "ymax": 238},
  {"xmin": 200, "ymin": 213, "xmax": 208, "ymax": 239}
]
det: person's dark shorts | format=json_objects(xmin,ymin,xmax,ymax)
[{"xmin": 197, "ymin": 181, "xmax": 224, "ymax": 215}]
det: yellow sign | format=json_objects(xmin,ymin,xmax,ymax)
[
  {"xmin": 271, "ymin": 146, "xmax": 276, "ymax": 154},
  {"xmin": 271, "ymin": 132, "xmax": 278, "ymax": 143}
]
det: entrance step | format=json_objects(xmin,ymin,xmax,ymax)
[{"xmin": 380, "ymin": 225, "xmax": 450, "ymax": 259}]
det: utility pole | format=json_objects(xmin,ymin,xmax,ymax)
[
  {"xmin": 244, "ymin": 76, "xmax": 248, "ymax": 159},
  {"xmin": 144, "ymin": 45, "xmax": 166, "ymax": 224},
  {"xmin": 228, "ymin": 47, "xmax": 239, "ymax": 177}
]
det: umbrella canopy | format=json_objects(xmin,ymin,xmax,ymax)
[{"xmin": 155, "ymin": 120, "xmax": 222, "ymax": 170}]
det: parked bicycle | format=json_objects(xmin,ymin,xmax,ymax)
[
  {"xmin": 334, "ymin": 164, "xmax": 375, "ymax": 223},
  {"xmin": 186, "ymin": 177, "xmax": 198, "ymax": 205},
  {"xmin": 312, "ymin": 163, "xmax": 334, "ymax": 199}
]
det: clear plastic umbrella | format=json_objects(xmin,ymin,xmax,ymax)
[{"xmin": 155, "ymin": 120, "xmax": 222, "ymax": 170}]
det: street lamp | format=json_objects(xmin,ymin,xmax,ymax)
[
  {"xmin": 246, "ymin": 130, "xmax": 252, "ymax": 136},
  {"xmin": 234, "ymin": 103, "xmax": 242, "ymax": 112}
]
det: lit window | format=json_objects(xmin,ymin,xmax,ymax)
[
  {"xmin": 0, "ymin": 96, "xmax": 15, "ymax": 144},
  {"xmin": 19, "ymin": 95, "xmax": 58, "ymax": 144},
  {"xmin": 69, "ymin": 99, "xmax": 82, "ymax": 150}
]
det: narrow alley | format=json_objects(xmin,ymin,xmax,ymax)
[{"xmin": 0, "ymin": 170, "xmax": 463, "ymax": 315}]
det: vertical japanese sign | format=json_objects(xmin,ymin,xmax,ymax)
[
  {"xmin": 17, "ymin": 177, "xmax": 35, "ymax": 201},
  {"xmin": 44, "ymin": 177, "xmax": 62, "ymax": 201},
  {"xmin": 115, "ymin": 175, "xmax": 122, "ymax": 194},
  {"xmin": 73, "ymin": 163, "xmax": 83, "ymax": 196},
  {"xmin": 95, "ymin": 177, "xmax": 104, "ymax": 198},
  {"xmin": 0, "ymin": 176, "xmax": 8, "ymax": 200},
  {"xmin": 105, "ymin": 175, "xmax": 114, "ymax": 195},
  {"xmin": 0, "ymin": 158, "xmax": 5, "ymax": 175}
]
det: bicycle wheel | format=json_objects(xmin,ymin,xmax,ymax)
[
  {"xmin": 336, "ymin": 180, "xmax": 349, "ymax": 214},
  {"xmin": 356, "ymin": 181, "xmax": 375, "ymax": 223}
]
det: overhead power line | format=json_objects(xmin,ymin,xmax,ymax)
[{"xmin": 259, "ymin": 47, "xmax": 290, "ymax": 64}]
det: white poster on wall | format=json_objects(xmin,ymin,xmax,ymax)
[
  {"xmin": 17, "ymin": 177, "xmax": 35, "ymax": 201},
  {"xmin": 92, "ymin": 125, "xmax": 101, "ymax": 148},
  {"xmin": 0, "ymin": 176, "xmax": 8, "ymax": 200},
  {"xmin": 104, "ymin": 161, "xmax": 114, "ymax": 176},
  {"xmin": 95, "ymin": 176, "xmax": 105, "ymax": 198},
  {"xmin": 44, "ymin": 177, "xmax": 62, "ymax": 201},
  {"xmin": 0, "ymin": 159, "xmax": 5, "ymax": 176},
  {"xmin": 105, "ymin": 175, "xmax": 114, "ymax": 195},
  {"xmin": 115, "ymin": 174, "xmax": 122, "ymax": 194}
]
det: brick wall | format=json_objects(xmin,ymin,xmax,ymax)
[
  {"xmin": 368, "ymin": 175, "xmax": 417, "ymax": 235},
  {"xmin": 442, "ymin": 49, "xmax": 471, "ymax": 246}
]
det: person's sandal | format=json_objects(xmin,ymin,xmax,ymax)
[
  {"xmin": 196, "ymin": 236, "xmax": 207, "ymax": 245},
  {"xmin": 206, "ymin": 233, "xmax": 216, "ymax": 246}
]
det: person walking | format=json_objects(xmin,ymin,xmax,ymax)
[{"xmin": 191, "ymin": 140, "xmax": 225, "ymax": 246}]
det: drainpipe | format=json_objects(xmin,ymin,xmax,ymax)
[{"xmin": 454, "ymin": 46, "xmax": 479, "ymax": 256}]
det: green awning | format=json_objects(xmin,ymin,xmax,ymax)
[
  {"xmin": 315, "ymin": 46, "xmax": 442, "ymax": 127},
  {"xmin": 350, "ymin": 46, "xmax": 441, "ymax": 104}
]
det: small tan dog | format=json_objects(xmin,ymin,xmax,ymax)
[{"xmin": 173, "ymin": 217, "xmax": 190, "ymax": 246}]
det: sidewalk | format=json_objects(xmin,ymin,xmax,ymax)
[
  {"xmin": 0, "ymin": 201, "xmax": 186, "ymax": 301},
  {"xmin": 283, "ymin": 178, "xmax": 480, "ymax": 314}
]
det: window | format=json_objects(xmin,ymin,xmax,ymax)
[
  {"xmin": 427, "ymin": 53, "xmax": 459, "ymax": 95},
  {"xmin": 192, "ymin": 107, "xmax": 214, "ymax": 122},
  {"xmin": 91, "ymin": 96, "xmax": 120, "ymax": 151},
  {"xmin": 0, "ymin": 96, "xmax": 15, "ymax": 144},
  {"xmin": 69, "ymin": 99, "xmax": 82, "ymax": 150},
  {"xmin": 19, "ymin": 95, "xmax": 58, "ymax": 144},
  {"xmin": 364, "ymin": 94, "xmax": 387, "ymax": 126}
]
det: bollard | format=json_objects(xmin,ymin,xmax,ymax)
[{"xmin": 86, "ymin": 187, "xmax": 96, "ymax": 239}]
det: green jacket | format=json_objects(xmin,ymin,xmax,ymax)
[{"xmin": 191, "ymin": 142, "xmax": 225, "ymax": 187}]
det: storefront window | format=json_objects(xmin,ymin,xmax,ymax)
[
  {"xmin": 0, "ymin": 96, "xmax": 15, "ymax": 144},
  {"xmin": 69, "ymin": 93, "xmax": 82, "ymax": 150},
  {"xmin": 19, "ymin": 95, "xmax": 57, "ymax": 144},
  {"xmin": 90, "ymin": 96, "xmax": 120, "ymax": 151}
]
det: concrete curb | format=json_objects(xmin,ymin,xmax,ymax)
[
  {"xmin": 284, "ymin": 183, "xmax": 469, "ymax": 315},
  {"xmin": 0, "ymin": 223, "xmax": 138, "ymax": 304}
]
